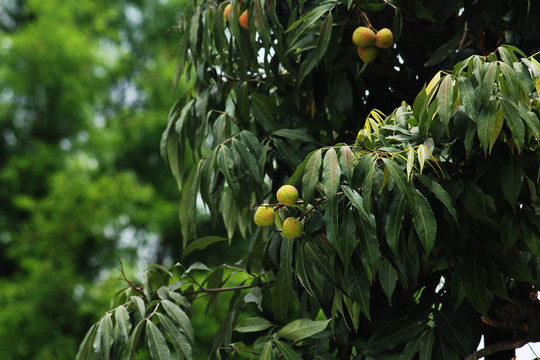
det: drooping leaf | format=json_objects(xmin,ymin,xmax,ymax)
[
  {"xmin": 477, "ymin": 100, "xmax": 498, "ymax": 154},
  {"xmin": 343, "ymin": 265, "xmax": 371, "ymax": 320},
  {"xmin": 411, "ymin": 190, "xmax": 437, "ymax": 256},
  {"xmin": 146, "ymin": 320, "xmax": 171, "ymax": 360},
  {"xmin": 462, "ymin": 254, "xmax": 488, "ymax": 315},
  {"xmin": 156, "ymin": 313, "xmax": 192, "ymax": 360},
  {"xmin": 276, "ymin": 318, "xmax": 331, "ymax": 342},
  {"xmin": 234, "ymin": 317, "xmax": 274, "ymax": 333},
  {"xmin": 499, "ymin": 94, "xmax": 525, "ymax": 150},
  {"xmin": 274, "ymin": 339, "xmax": 302, "ymax": 360},
  {"xmin": 259, "ymin": 341, "xmax": 274, "ymax": 360},
  {"xmin": 115, "ymin": 306, "xmax": 132, "ymax": 345},
  {"xmin": 366, "ymin": 318, "xmax": 426, "ymax": 350},
  {"xmin": 384, "ymin": 192, "xmax": 406, "ymax": 256},
  {"xmin": 322, "ymin": 147, "xmax": 341, "ymax": 209},
  {"xmin": 301, "ymin": 149, "xmax": 322, "ymax": 205},
  {"xmin": 500, "ymin": 155, "xmax": 523, "ymax": 206},
  {"xmin": 181, "ymin": 236, "xmax": 228, "ymax": 258},
  {"xmin": 161, "ymin": 300, "xmax": 194, "ymax": 344},
  {"xmin": 457, "ymin": 76, "xmax": 478, "ymax": 121}
]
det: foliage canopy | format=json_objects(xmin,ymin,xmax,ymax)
[{"xmin": 78, "ymin": 0, "xmax": 540, "ymax": 359}]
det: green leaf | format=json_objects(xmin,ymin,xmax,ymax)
[
  {"xmin": 419, "ymin": 330, "xmax": 435, "ymax": 360},
  {"xmin": 123, "ymin": 320, "xmax": 144, "ymax": 360},
  {"xmin": 384, "ymin": 192, "xmax": 406, "ymax": 256},
  {"xmin": 499, "ymin": 61, "xmax": 521, "ymax": 101},
  {"xmin": 323, "ymin": 147, "xmax": 341, "ymax": 209},
  {"xmin": 416, "ymin": 174, "xmax": 458, "ymax": 224},
  {"xmin": 462, "ymin": 255, "xmax": 488, "ymax": 315},
  {"xmin": 412, "ymin": 190, "xmax": 437, "ymax": 255},
  {"xmin": 259, "ymin": 341, "xmax": 274, "ymax": 360},
  {"xmin": 156, "ymin": 313, "xmax": 192, "ymax": 360},
  {"xmin": 437, "ymin": 75, "xmax": 453, "ymax": 131},
  {"xmin": 517, "ymin": 100, "xmax": 540, "ymax": 136},
  {"xmin": 457, "ymin": 76, "xmax": 478, "ymax": 121},
  {"xmin": 232, "ymin": 138, "xmax": 263, "ymax": 184},
  {"xmin": 272, "ymin": 271, "xmax": 291, "ymax": 323},
  {"xmin": 379, "ymin": 256, "xmax": 398, "ymax": 302},
  {"xmin": 316, "ymin": 11, "xmax": 332, "ymax": 63},
  {"xmin": 343, "ymin": 265, "xmax": 371, "ymax": 320},
  {"xmin": 235, "ymin": 317, "xmax": 274, "ymax": 333},
  {"xmin": 146, "ymin": 320, "xmax": 171, "ymax": 360},
  {"xmin": 161, "ymin": 300, "xmax": 194, "ymax": 344},
  {"xmin": 358, "ymin": 213, "xmax": 380, "ymax": 282},
  {"xmin": 303, "ymin": 241, "xmax": 334, "ymax": 285},
  {"xmin": 499, "ymin": 94, "xmax": 525, "ymax": 150},
  {"xmin": 179, "ymin": 162, "xmax": 201, "ymax": 245},
  {"xmin": 274, "ymin": 339, "xmax": 302, "ymax": 360},
  {"xmin": 341, "ymin": 185, "xmax": 371, "ymax": 224},
  {"xmin": 217, "ymin": 145, "xmax": 240, "ymax": 200},
  {"xmin": 382, "ymin": 158, "xmax": 415, "ymax": 207},
  {"xmin": 479, "ymin": 242, "xmax": 533, "ymax": 282},
  {"xmin": 94, "ymin": 314, "xmax": 113, "ymax": 360},
  {"xmin": 366, "ymin": 318, "xmax": 426, "ymax": 350},
  {"xmin": 182, "ymin": 236, "xmax": 228, "ymax": 258},
  {"xmin": 339, "ymin": 145, "xmax": 354, "ymax": 184},
  {"xmin": 301, "ymin": 149, "xmax": 322, "ymax": 204},
  {"xmin": 76, "ymin": 324, "xmax": 98, "ymax": 360},
  {"xmin": 276, "ymin": 318, "xmax": 331, "ymax": 341},
  {"xmin": 477, "ymin": 100, "xmax": 498, "ymax": 154},
  {"xmin": 115, "ymin": 306, "xmax": 131, "ymax": 344},
  {"xmin": 500, "ymin": 156, "xmax": 523, "ymax": 205},
  {"xmin": 338, "ymin": 208, "xmax": 357, "ymax": 274},
  {"xmin": 481, "ymin": 62, "xmax": 498, "ymax": 104},
  {"xmin": 272, "ymin": 129, "xmax": 318, "ymax": 143},
  {"xmin": 500, "ymin": 211, "xmax": 521, "ymax": 249}
]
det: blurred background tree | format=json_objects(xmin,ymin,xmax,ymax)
[{"xmin": 0, "ymin": 0, "xmax": 210, "ymax": 358}]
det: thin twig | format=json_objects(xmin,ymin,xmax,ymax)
[
  {"xmin": 464, "ymin": 339, "xmax": 530, "ymax": 360},
  {"xmin": 118, "ymin": 260, "xmax": 145, "ymax": 295},
  {"xmin": 182, "ymin": 281, "xmax": 273, "ymax": 297}
]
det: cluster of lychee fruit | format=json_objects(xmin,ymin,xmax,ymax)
[
  {"xmin": 253, "ymin": 185, "xmax": 304, "ymax": 239},
  {"xmin": 224, "ymin": 3, "xmax": 249, "ymax": 30},
  {"xmin": 352, "ymin": 27, "xmax": 393, "ymax": 63}
]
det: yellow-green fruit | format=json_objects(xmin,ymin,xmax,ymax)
[
  {"xmin": 357, "ymin": 46, "xmax": 378, "ymax": 63},
  {"xmin": 375, "ymin": 28, "xmax": 393, "ymax": 49},
  {"xmin": 276, "ymin": 185, "xmax": 299, "ymax": 206},
  {"xmin": 352, "ymin": 26, "xmax": 376, "ymax": 47},
  {"xmin": 254, "ymin": 205, "xmax": 275, "ymax": 226},
  {"xmin": 282, "ymin": 217, "xmax": 303, "ymax": 239},
  {"xmin": 239, "ymin": 10, "xmax": 249, "ymax": 29},
  {"xmin": 224, "ymin": 4, "xmax": 231, "ymax": 20}
]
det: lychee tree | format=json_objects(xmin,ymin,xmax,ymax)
[{"xmin": 77, "ymin": 1, "xmax": 540, "ymax": 359}]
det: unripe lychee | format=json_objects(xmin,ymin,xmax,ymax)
[
  {"xmin": 254, "ymin": 205, "xmax": 275, "ymax": 226},
  {"xmin": 282, "ymin": 217, "xmax": 303, "ymax": 239},
  {"xmin": 375, "ymin": 28, "xmax": 393, "ymax": 49},
  {"xmin": 352, "ymin": 26, "xmax": 376, "ymax": 47},
  {"xmin": 239, "ymin": 10, "xmax": 249, "ymax": 29},
  {"xmin": 357, "ymin": 46, "xmax": 378, "ymax": 63},
  {"xmin": 276, "ymin": 185, "xmax": 299, "ymax": 206},
  {"xmin": 224, "ymin": 4, "xmax": 232, "ymax": 20}
]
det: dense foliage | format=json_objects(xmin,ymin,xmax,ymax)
[{"xmin": 71, "ymin": 0, "xmax": 540, "ymax": 359}]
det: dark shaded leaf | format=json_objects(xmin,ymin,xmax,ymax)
[{"xmin": 276, "ymin": 318, "xmax": 330, "ymax": 341}]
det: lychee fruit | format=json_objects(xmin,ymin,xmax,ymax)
[
  {"xmin": 352, "ymin": 26, "xmax": 376, "ymax": 47},
  {"xmin": 282, "ymin": 217, "xmax": 303, "ymax": 239},
  {"xmin": 254, "ymin": 205, "xmax": 275, "ymax": 226},
  {"xmin": 276, "ymin": 185, "xmax": 299, "ymax": 206},
  {"xmin": 224, "ymin": 4, "xmax": 232, "ymax": 20},
  {"xmin": 239, "ymin": 10, "xmax": 249, "ymax": 29},
  {"xmin": 357, "ymin": 46, "xmax": 378, "ymax": 63},
  {"xmin": 375, "ymin": 28, "xmax": 393, "ymax": 49}
]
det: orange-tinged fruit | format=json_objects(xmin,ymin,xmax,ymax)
[
  {"xmin": 375, "ymin": 28, "xmax": 393, "ymax": 49},
  {"xmin": 239, "ymin": 10, "xmax": 249, "ymax": 29},
  {"xmin": 282, "ymin": 217, "xmax": 303, "ymax": 239},
  {"xmin": 224, "ymin": 4, "xmax": 232, "ymax": 20},
  {"xmin": 357, "ymin": 46, "xmax": 378, "ymax": 63},
  {"xmin": 276, "ymin": 185, "xmax": 299, "ymax": 206},
  {"xmin": 352, "ymin": 26, "xmax": 375, "ymax": 47},
  {"xmin": 254, "ymin": 205, "xmax": 275, "ymax": 226}
]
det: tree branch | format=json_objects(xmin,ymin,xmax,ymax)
[
  {"xmin": 182, "ymin": 281, "xmax": 273, "ymax": 297},
  {"xmin": 464, "ymin": 338, "xmax": 530, "ymax": 360}
]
